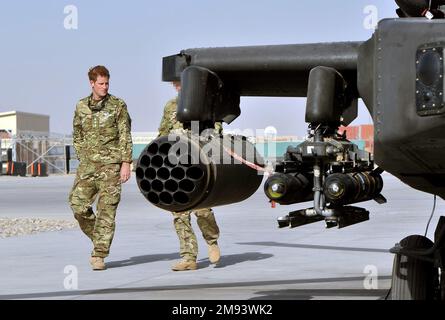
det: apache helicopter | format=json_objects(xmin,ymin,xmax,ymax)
[{"xmin": 136, "ymin": 0, "xmax": 445, "ymax": 300}]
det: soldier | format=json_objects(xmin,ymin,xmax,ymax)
[
  {"xmin": 159, "ymin": 80, "xmax": 221, "ymax": 271},
  {"xmin": 69, "ymin": 66, "xmax": 133, "ymax": 271}
]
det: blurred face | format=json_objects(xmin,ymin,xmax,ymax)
[
  {"xmin": 172, "ymin": 81, "xmax": 181, "ymax": 92},
  {"xmin": 90, "ymin": 75, "xmax": 109, "ymax": 100}
]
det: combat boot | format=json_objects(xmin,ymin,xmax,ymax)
[
  {"xmin": 208, "ymin": 244, "xmax": 220, "ymax": 264},
  {"xmin": 171, "ymin": 259, "xmax": 198, "ymax": 271},
  {"xmin": 90, "ymin": 257, "xmax": 106, "ymax": 271}
]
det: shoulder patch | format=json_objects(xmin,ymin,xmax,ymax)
[
  {"xmin": 109, "ymin": 94, "xmax": 126, "ymax": 106},
  {"xmin": 76, "ymin": 97, "xmax": 91, "ymax": 114},
  {"xmin": 77, "ymin": 96, "xmax": 89, "ymax": 107}
]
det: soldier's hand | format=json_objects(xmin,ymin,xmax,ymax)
[{"xmin": 120, "ymin": 162, "xmax": 131, "ymax": 183}]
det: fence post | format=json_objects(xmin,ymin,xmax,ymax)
[{"xmin": 65, "ymin": 145, "xmax": 71, "ymax": 174}]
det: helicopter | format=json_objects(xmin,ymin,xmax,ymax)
[{"xmin": 136, "ymin": 0, "xmax": 445, "ymax": 300}]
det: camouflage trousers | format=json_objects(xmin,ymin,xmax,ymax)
[
  {"xmin": 69, "ymin": 162, "xmax": 122, "ymax": 258},
  {"xmin": 172, "ymin": 208, "xmax": 220, "ymax": 262}
]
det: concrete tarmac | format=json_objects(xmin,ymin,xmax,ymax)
[{"xmin": 0, "ymin": 172, "xmax": 443, "ymax": 300}]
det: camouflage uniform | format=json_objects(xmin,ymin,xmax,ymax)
[
  {"xmin": 158, "ymin": 98, "xmax": 184, "ymax": 135},
  {"xmin": 69, "ymin": 94, "xmax": 133, "ymax": 258},
  {"xmin": 159, "ymin": 97, "xmax": 221, "ymax": 262},
  {"xmin": 172, "ymin": 209, "xmax": 220, "ymax": 262}
]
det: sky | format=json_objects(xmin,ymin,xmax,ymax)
[{"xmin": 0, "ymin": 0, "xmax": 397, "ymax": 137}]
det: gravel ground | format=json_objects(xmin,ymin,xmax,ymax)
[{"xmin": 0, "ymin": 218, "xmax": 78, "ymax": 238}]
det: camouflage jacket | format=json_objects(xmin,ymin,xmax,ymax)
[
  {"xmin": 73, "ymin": 94, "xmax": 133, "ymax": 164},
  {"xmin": 158, "ymin": 97, "xmax": 222, "ymax": 136}
]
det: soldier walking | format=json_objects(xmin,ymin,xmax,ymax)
[
  {"xmin": 69, "ymin": 66, "xmax": 133, "ymax": 271},
  {"xmin": 158, "ymin": 80, "xmax": 221, "ymax": 271}
]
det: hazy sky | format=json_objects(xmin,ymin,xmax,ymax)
[{"xmin": 0, "ymin": 0, "xmax": 397, "ymax": 136}]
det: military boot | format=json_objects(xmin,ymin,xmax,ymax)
[
  {"xmin": 90, "ymin": 257, "xmax": 106, "ymax": 271},
  {"xmin": 171, "ymin": 259, "xmax": 198, "ymax": 271},
  {"xmin": 208, "ymin": 244, "xmax": 220, "ymax": 264}
]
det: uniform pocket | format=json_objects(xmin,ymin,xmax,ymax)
[{"xmin": 99, "ymin": 164, "xmax": 122, "ymax": 206}]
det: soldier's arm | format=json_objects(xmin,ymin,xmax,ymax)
[
  {"xmin": 117, "ymin": 103, "xmax": 133, "ymax": 163},
  {"xmin": 72, "ymin": 108, "xmax": 84, "ymax": 161}
]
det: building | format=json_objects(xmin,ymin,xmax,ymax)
[
  {"xmin": 0, "ymin": 111, "xmax": 50, "ymax": 175},
  {"xmin": 0, "ymin": 112, "xmax": 374, "ymax": 175},
  {"xmin": 0, "ymin": 111, "xmax": 50, "ymax": 136}
]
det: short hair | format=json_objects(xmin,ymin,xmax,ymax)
[{"xmin": 88, "ymin": 65, "xmax": 110, "ymax": 82}]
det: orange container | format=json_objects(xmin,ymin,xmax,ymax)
[
  {"xmin": 340, "ymin": 126, "xmax": 359, "ymax": 140},
  {"xmin": 360, "ymin": 124, "xmax": 374, "ymax": 140}
]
